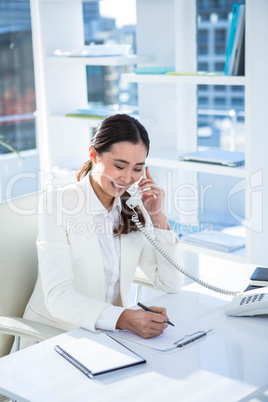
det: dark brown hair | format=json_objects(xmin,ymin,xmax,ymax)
[{"xmin": 77, "ymin": 114, "xmax": 150, "ymax": 235}]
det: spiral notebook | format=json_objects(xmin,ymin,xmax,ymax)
[{"xmin": 54, "ymin": 333, "xmax": 146, "ymax": 379}]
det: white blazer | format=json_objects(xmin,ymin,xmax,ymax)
[{"xmin": 24, "ymin": 176, "xmax": 184, "ymax": 333}]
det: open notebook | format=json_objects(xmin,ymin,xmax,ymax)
[{"xmin": 55, "ymin": 333, "xmax": 146, "ymax": 379}]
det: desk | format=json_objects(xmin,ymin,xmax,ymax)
[{"xmin": 0, "ymin": 274, "xmax": 268, "ymax": 401}]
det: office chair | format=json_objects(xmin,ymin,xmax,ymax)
[
  {"xmin": 0, "ymin": 192, "xmax": 64, "ymax": 358},
  {"xmin": 0, "ymin": 191, "xmax": 155, "ymax": 359}
]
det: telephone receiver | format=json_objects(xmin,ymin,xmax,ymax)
[
  {"xmin": 126, "ymin": 189, "xmax": 142, "ymax": 209},
  {"xmin": 125, "ymin": 183, "xmax": 268, "ymax": 317},
  {"xmin": 125, "ymin": 166, "xmax": 146, "ymax": 209}
]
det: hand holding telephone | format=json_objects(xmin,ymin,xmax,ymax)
[{"xmin": 126, "ymin": 166, "xmax": 146, "ymax": 209}]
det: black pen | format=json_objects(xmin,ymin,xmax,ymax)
[{"xmin": 137, "ymin": 302, "xmax": 175, "ymax": 327}]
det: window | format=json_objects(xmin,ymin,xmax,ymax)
[
  {"xmin": 231, "ymin": 97, "xmax": 244, "ymax": 108},
  {"xmin": 0, "ymin": 1, "xmax": 36, "ymax": 155},
  {"xmin": 214, "ymin": 29, "xmax": 226, "ymax": 54},
  {"xmin": 198, "ymin": 30, "xmax": 209, "ymax": 55},
  {"xmin": 214, "ymin": 62, "xmax": 225, "ymax": 72},
  {"xmin": 83, "ymin": 0, "xmax": 137, "ymax": 108},
  {"xmin": 0, "ymin": 1, "xmax": 39, "ymax": 201},
  {"xmin": 214, "ymin": 97, "xmax": 226, "ymax": 107},
  {"xmin": 198, "ymin": 62, "xmax": 208, "ymax": 71},
  {"xmin": 231, "ymin": 85, "xmax": 244, "ymax": 92},
  {"xmin": 214, "ymin": 85, "xmax": 226, "ymax": 91},
  {"xmin": 198, "ymin": 97, "xmax": 209, "ymax": 106}
]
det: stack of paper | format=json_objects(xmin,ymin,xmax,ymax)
[
  {"xmin": 180, "ymin": 230, "xmax": 245, "ymax": 252},
  {"xmin": 53, "ymin": 44, "xmax": 131, "ymax": 57}
]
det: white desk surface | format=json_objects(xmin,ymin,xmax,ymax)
[{"xmin": 0, "ymin": 265, "xmax": 268, "ymax": 402}]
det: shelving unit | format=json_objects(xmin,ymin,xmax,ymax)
[
  {"xmin": 30, "ymin": 0, "xmax": 154, "ymax": 175},
  {"xmin": 132, "ymin": 0, "xmax": 268, "ymax": 267},
  {"xmin": 31, "ymin": 0, "xmax": 268, "ymax": 266}
]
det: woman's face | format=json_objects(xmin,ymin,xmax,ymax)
[{"xmin": 90, "ymin": 141, "xmax": 147, "ymax": 207}]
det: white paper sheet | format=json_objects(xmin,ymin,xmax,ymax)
[{"xmin": 109, "ymin": 317, "xmax": 212, "ymax": 352}]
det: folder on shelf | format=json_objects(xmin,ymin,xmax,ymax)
[
  {"xmin": 178, "ymin": 148, "xmax": 245, "ymax": 167},
  {"xmin": 180, "ymin": 230, "xmax": 245, "ymax": 253},
  {"xmin": 224, "ymin": 4, "xmax": 245, "ymax": 76},
  {"xmin": 54, "ymin": 333, "xmax": 146, "ymax": 379}
]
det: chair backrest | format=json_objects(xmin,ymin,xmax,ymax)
[{"xmin": 0, "ymin": 192, "xmax": 40, "ymax": 356}]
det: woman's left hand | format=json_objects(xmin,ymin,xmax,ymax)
[{"xmin": 138, "ymin": 167, "xmax": 169, "ymax": 230}]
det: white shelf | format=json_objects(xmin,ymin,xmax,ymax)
[
  {"xmin": 50, "ymin": 115, "xmax": 102, "ymax": 127},
  {"xmin": 179, "ymin": 242, "xmax": 246, "ymax": 263},
  {"xmin": 147, "ymin": 150, "xmax": 246, "ymax": 177},
  {"xmin": 50, "ymin": 114, "xmax": 154, "ymax": 128},
  {"xmin": 122, "ymin": 73, "xmax": 246, "ymax": 86},
  {"xmin": 47, "ymin": 55, "xmax": 154, "ymax": 66}
]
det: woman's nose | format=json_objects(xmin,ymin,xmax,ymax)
[{"xmin": 120, "ymin": 170, "xmax": 132, "ymax": 183}]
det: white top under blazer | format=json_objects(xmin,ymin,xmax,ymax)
[{"xmin": 24, "ymin": 175, "xmax": 184, "ymax": 333}]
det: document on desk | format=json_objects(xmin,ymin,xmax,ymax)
[
  {"xmin": 109, "ymin": 317, "xmax": 213, "ymax": 352},
  {"xmin": 54, "ymin": 333, "xmax": 146, "ymax": 378}
]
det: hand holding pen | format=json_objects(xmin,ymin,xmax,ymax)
[
  {"xmin": 137, "ymin": 302, "xmax": 175, "ymax": 327},
  {"xmin": 116, "ymin": 303, "xmax": 173, "ymax": 338}
]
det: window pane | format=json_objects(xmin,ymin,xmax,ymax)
[
  {"xmin": 0, "ymin": 1, "xmax": 36, "ymax": 154},
  {"xmin": 214, "ymin": 29, "xmax": 226, "ymax": 54},
  {"xmin": 83, "ymin": 1, "xmax": 137, "ymax": 109},
  {"xmin": 0, "ymin": 0, "xmax": 39, "ymax": 201}
]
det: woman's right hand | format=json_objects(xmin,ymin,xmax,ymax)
[{"xmin": 116, "ymin": 306, "xmax": 169, "ymax": 338}]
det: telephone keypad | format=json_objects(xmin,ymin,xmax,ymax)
[{"xmin": 239, "ymin": 293, "xmax": 265, "ymax": 306}]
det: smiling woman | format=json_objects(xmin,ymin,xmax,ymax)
[
  {"xmin": 22, "ymin": 114, "xmax": 184, "ymax": 343},
  {"xmin": 77, "ymin": 114, "xmax": 149, "ymax": 235}
]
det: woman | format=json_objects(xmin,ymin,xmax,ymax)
[{"xmin": 24, "ymin": 114, "xmax": 183, "ymax": 339}]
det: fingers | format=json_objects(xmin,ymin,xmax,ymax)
[
  {"xmin": 116, "ymin": 308, "xmax": 169, "ymax": 339},
  {"xmin": 149, "ymin": 306, "xmax": 168, "ymax": 320},
  {"xmin": 145, "ymin": 166, "xmax": 153, "ymax": 179}
]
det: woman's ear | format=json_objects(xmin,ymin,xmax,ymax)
[{"xmin": 89, "ymin": 146, "xmax": 97, "ymax": 164}]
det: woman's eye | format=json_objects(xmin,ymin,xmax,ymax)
[
  {"xmin": 115, "ymin": 165, "xmax": 124, "ymax": 170},
  {"xmin": 134, "ymin": 169, "xmax": 142, "ymax": 172}
]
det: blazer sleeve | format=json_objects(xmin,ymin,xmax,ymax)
[
  {"xmin": 37, "ymin": 190, "xmax": 110, "ymax": 333},
  {"xmin": 136, "ymin": 208, "xmax": 184, "ymax": 293}
]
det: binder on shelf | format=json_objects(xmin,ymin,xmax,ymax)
[
  {"xmin": 224, "ymin": 4, "xmax": 245, "ymax": 76},
  {"xmin": 250, "ymin": 267, "xmax": 268, "ymax": 287},
  {"xmin": 178, "ymin": 148, "xmax": 245, "ymax": 167},
  {"xmin": 180, "ymin": 230, "xmax": 245, "ymax": 253},
  {"xmin": 54, "ymin": 333, "xmax": 146, "ymax": 379}
]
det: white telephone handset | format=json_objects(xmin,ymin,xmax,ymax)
[
  {"xmin": 225, "ymin": 287, "xmax": 268, "ymax": 316},
  {"xmin": 126, "ymin": 189, "xmax": 142, "ymax": 209}
]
